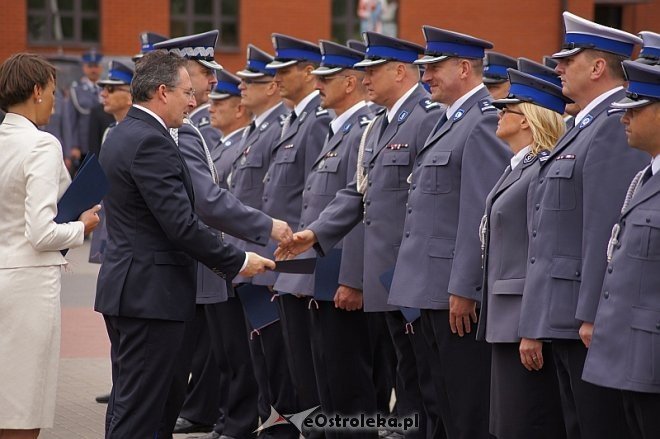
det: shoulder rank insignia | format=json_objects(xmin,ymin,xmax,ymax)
[
  {"xmin": 578, "ymin": 114, "xmax": 593, "ymax": 129},
  {"xmin": 538, "ymin": 150, "xmax": 551, "ymax": 162},
  {"xmin": 397, "ymin": 110, "xmax": 409, "ymax": 123},
  {"xmin": 299, "ymin": 111, "xmax": 308, "ymax": 122},
  {"xmin": 420, "ymin": 98, "xmax": 441, "ymax": 112},
  {"xmin": 556, "ymin": 154, "xmax": 576, "ymax": 161},
  {"xmin": 607, "ymin": 108, "xmax": 625, "ymax": 116},
  {"xmin": 278, "ymin": 114, "xmax": 287, "ymax": 126},
  {"xmin": 342, "ymin": 122, "xmax": 352, "ymax": 133},
  {"xmin": 359, "ymin": 116, "xmax": 372, "ymax": 127},
  {"xmin": 197, "ymin": 116, "xmax": 210, "ymax": 128},
  {"xmin": 453, "ymin": 109, "xmax": 466, "ymax": 121},
  {"xmin": 522, "ymin": 152, "xmax": 537, "ymax": 165},
  {"xmin": 315, "ymin": 106, "xmax": 329, "ymax": 117},
  {"xmin": 479, "ymin": 99, "xmax": 497, "ymax": 113},
  {"xmin": 259, "ymin": 121, "xmax": 270, "ymax": 131}
]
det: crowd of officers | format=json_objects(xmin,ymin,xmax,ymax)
[{"xmin": 75, "ymin": 10, "xmax": 660, "ymax": 439}]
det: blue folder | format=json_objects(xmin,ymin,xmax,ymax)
[
  {"xmin": 55, "ymin": 153, "xmax": 108, "ymax": 223},
  {"xmin": 237, "ymin": 283, "xmax": 280, "ymax": 331},
  {"xmin": 314, "ymin": 248, "xmax": 342, "ymax": 301}
]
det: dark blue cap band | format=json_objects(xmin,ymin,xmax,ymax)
[
  {"xmin": 509, "ymin": 82, "xmax": 567, "ymax": 114},
  {"xmin": 216, "ymin": 81, "xmax": 241, "ymax": 96},
  {"xmin": 366, "ymin": 45, "xmax": 419, "ymax": 63},
  {"xmin": 484, "ymin": 64, "xmax": 509, "ymax": 78},
  {"xmin": 628, "ymin": 80, "xmax": 660, "ymax": 99},
  {"xmin": 640, "ymin": 46, "xmax": 660, "ymax": 59},
  {"xmin": 426, "ymin": 41, "xmax": 485, "ymax": 59},
  {"xmin": 109, "ymin": 69, "xmax": 133, "ymax": 84},
  {"xmin": 276, "ymin": 48, "xmax": 322, "ymax": 63},
  {"xmin": 247, "ymin": 59, "xmax": 276, "ymax": 75},
  {"xmin": 322, "ymin": 54, "xmax": 360, "ymax": 68},
  {"xmin": 565, "ymin": 33, "xmax": 634, "ymax": 57}
]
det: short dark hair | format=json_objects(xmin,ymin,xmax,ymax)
[
  {"xmin": 585, "ymin": 50, "xmax": 626, "ymax": 81},
  {"xmin": 0, "ymin": 53, "xmax": 56, "ymax": 111},
  {"xmin": 131, "ymin": 50, "xmax": 188, "ymax": 103}
]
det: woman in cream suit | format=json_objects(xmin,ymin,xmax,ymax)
[
  {"xmin": 475, "ymin": 70, "xmax": 570, "ymax": 439},
  {"xmin": 0, "ymin": 53, "xmax": 100, "ymax": 439}
]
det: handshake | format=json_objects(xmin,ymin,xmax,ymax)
[
  {"xmin": 239, "ymin": 219, "xmax": 315, "ymax": 277},
  {"xmin": 239, "ymin": 221, "xmax": 318, "ymax": 277}
]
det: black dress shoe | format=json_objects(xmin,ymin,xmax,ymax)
[
  {"xmin": 173, "ymin": 417, "xmax": 214, "ymax": 434},
  {"xmin": 95, "ymin": 393, "xmax": 111, "ymax": 404},
  {"xmin": 185, "ymin": 432, "xmax": 221, "ymax": 439}
]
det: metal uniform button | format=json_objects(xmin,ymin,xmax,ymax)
[
  {"xmin": 369, "ymin": 163, "xmax": 374, "ymax": 168},
  {"xmin": 530, "ymin": 257, "xmax": 536, "ymax": 264},
  {"xmin": 365, "ymin": 220, "xmax": 371, "ymax": 226},
  {"xmin": 604, "ymin": 291, "xmax": 609, "ymax": 299},
  {"xmin": 365, "ymin": 200, "xmax": 371, "ymax": 206},
  {"xmin": 405, "ymin": 232, "xmax": 410, "ymax": 237},
  {"xmin": 535, "ymin": 203, "xmax": 540, "ymax": 211},
  {"xmin": 307, "ymin": 185, "xmax": 312, "ymax": 190},
  {"xmin": 539, "ymin": 178, "xmax": 544, "ymax": 184},
  {"xmin": 412, "ymin": 184, "xmax": 417, "ymax": 190},
  {"xmin": 408, "ymin": 208, "xmax": 412, "ymax": 214},
  {"xmin": 656, "ymin": 322, "xmax": 660, "ymax": 330},
  {"xmin": 575, "ymin": 271, "xmax": 580, "ymax": 278},
  {"xmin": 608, "ymin": 266, "xmax": 613, "ymax": 273},
  {"xmin": 532, "ymin": 230, "xmax": 537, "ymax": 237},
  {"xmin": 647, "ymin": 218, "xmax": 651, "ymax": 223}
]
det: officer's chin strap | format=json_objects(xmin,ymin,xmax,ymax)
[{"xmin": 607, "ymin": 167, "xmax": 647, "ymax": 262}]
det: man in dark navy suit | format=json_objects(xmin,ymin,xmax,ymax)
[{"xmin": 95, "ymin": 50, "xmax": 275, "ymax": 439}]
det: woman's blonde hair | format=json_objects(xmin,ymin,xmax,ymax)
[{"xmin": 517, "ymin": 102, "xmax": 566, "ymax": 155}]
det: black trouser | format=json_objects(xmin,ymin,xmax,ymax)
[
  {"xmin": 367, "ymin": 312, "xmax": 397, "ymax": 416},
  {"xmin": 422, "ymin": 309, "xmax": 493, "ymax": 439},
  {"xmin": 622, "ymin": 389, "xmax": 660, "ymax": 439},
  {"xmin": 104, "ymin": 315, "xmax": 186, "ymax": 439},
  {"xmin": 309, "ymin": 300, "xmax": 377, "ymax": 439},
  {"xmin": 552, "ymin": 340, "xmax": 629, "ymax": 439}
]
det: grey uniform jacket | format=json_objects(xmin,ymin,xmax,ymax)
[
  {"xmin": 255, "ymin": 94, "xmax": 332, "ymax": 287},
  {"xmin": 177, "ymin": 121, "xmax": 273, "ymax": 304},
  {"xmin": 225, "ymin": 103, "xmax": 288, "ymax": 284},
  {"xmin": 212, "ymin": 128, "xmax": 247, "ymax": 189},
  {"xmin": 519, "ymin": 90, "xmax": 649, "ymax": 340},
  {"xmin": 583, "ymin": 167, "xmax": 660, "ymax": 394},
  {"xmin": 64, "ymin": 78, "xmax": 99, "ymax": 154},
  {"xmin": 475, "ymin": 154, "xmax": 545, "ymax": 343},
  {"xmin": 274, "ymin": 105, "xmax": 372, "ymax": 297},
  {"xmin": 189, "ymin": 103, "xmax": 221, "ymax": 151},
  {"xmin": 389, "ymin": 86, "xmax": 510, "ymax": 310},
  {"xmin": 308, "ymin": 85, "xmax": 442, "ymax": 311}
]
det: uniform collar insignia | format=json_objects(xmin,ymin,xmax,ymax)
[
  {"xmin": 522, "ymin": 152, "xmax": 537, "ymax": 165},
  {"xmin": 299, "ymin": 111, "xmax": 308, "ymax": 122},
  {"xmin": 260, "ymin": 121, "xmax": 269, "ymax": 131},
  {"xmin": 397, "ymin": 110, "xmax": 409, "ymax": 123},
  {"xmin": 453, "ymin": 109, "xmax": 466, "ymax": 121},
  {"xmin": 342, "ymin": 122, "xmax": 352, "ymax": 133},
  {"xmin": 578, "ymin": 114, "xmax": 593, "ymax": 129}
]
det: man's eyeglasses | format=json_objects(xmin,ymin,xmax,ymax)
[
  {"xmin": 241, "ymin": 78, "xmax": 272, "ymax": 85},
  {"xmin": 103, "ymin": 85, "xmax": 130, "ymax": 94},
  {"xmin": 172, "ymin": 87, "xmax": 196, "ymax": 100},
  {"xmin": 498, "ymin": 107, "xmax": 525, "ymax": 116}
]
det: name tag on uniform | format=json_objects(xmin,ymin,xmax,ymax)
[
  {"xmin": 386, "ymin": 143, "xmax": 409, "ymax": 150},
  {"xmin": 283, "ymin": 144, "xmax": 294, "ymax": 149},
  {"xmin": 556, "ymin": 154, "xmax": 576, "ymax": 161}
]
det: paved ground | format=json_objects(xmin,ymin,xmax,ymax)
[{"xmin": 40, "ymin": 242, "xmax": 196, "ymax": 439}]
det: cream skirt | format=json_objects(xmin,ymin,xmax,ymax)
[{"xmin": 0, "ymin": 265, "xmax": 61, "ymax": 429}]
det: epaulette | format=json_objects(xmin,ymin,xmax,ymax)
[
  {"xmin": 420, "ymin": 98, "xmax": 441, "ymax": 112},
  {"xmin": 608, "ymin": 108, "xmax": 626, "ymax": 116},
  {"xmin": 479, "ymin": 99, "xmax": 497, "ymax": 113},
  {"xmin": 359, "ymin": 116, "xmax": 372, "ymax": 127},
  {"xmin": 316, "ymin": 106, "xmax": 329, "ymax": 117},
  {"xmin": 197, "ymin": 116, "xmax": 210, "ymax": 128},
  {"xmin": 537, "ymin": 150, "xmax": 551, "ymax": 162}
]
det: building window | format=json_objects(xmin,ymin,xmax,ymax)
[
  {"xmin": 594, "ymin": 5, "xmax": 623, "ymax": 29},
  {"xmin": 170, "ymin": 0, "xmax": 239, "ymax": 49},
  {"xmin": 27, "ymin": 0, "xmax": 100, "ymax": 45},
  {"xmin": 332, "ymin": 0, "xmax": 360, "ymax": 43},
  {"xmin": 333, "ymin": 0, "xmax": 398, "ymax": 43}
]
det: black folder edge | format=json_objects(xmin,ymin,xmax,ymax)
[
  {"xmin": 313, "ymin": 248, "xmax": 342, "ymax": 301},
  {"xmin": 236, "ymin": 284, "xmax": 280, "ymax": 331},
  {"xmin": 272, "ymin": 257, "xmax": 317, "ymax": 274}
]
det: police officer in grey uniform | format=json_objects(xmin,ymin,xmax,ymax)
[
  {"xmin": 386, "ymin": 26, "xmax": 510, "ymax": 439},
  {"xmin": 274, "ymin": 40, "xmax": 376, "ymax": 437},
  {"xmin": 637, "ymin": 31, "xmax": 660, "ymax": 65},
  {"xmin": 63, "ymin": 49, "xmax": 103, "ymax": 167},
  {"xmin": 277, "ymin": 32, "xmax": 444, "ymax": 439},
  {"xmin": 476, "ymin": 69, "xmax": 570, "ymax": 439},
  {"xmin": 152, "ymin": 31, "xmax": 292, "ymax": 438},
  {"xmin": 132, "ymin": 31, "xmax": 168, "ymax": 61},
  {"xmin": 517, "ymin": 57, "xmax": 563, "ymax": 87},
  {"xmin": 519, "ymin": 12, "xmax": 647, "ymax": 439},
  {"xmin": 208, "ymin": 70, "xmax": 251, "ymax": 186},
  {"xmin": 230, "ymin": 44, "xmax": 296, "ymax": 437},
  {"xmin": 258, "ymin": 34, "xmax": 331, "ymax": 432},
  {"xmin": 582, "ymin": 61, "xmax": 660, "ymax": 439},
  {"xmin": 483, "ymin": 51, "xmax": 518, "ymax": 100}
]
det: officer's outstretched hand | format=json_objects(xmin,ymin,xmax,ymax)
[
  {"xmin": 271, "ymin": 219, "xmax": 293, "ymax": 245},
  {"xmin": 239, "ymin": 252, "xmax": 276, "ymax": 277},
  {"xmin": 274, "ymin": 230, "xmax": 316, "ymax": 260}
]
